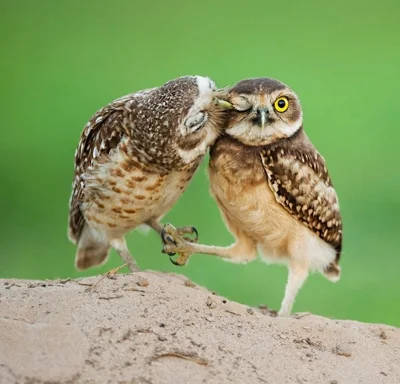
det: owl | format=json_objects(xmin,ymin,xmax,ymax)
[
  {"xmin": 162, "ymin": 78, "xmax": 343, "ymax": 316},
  {"xmin": 68, "ymin": 76, "xmax": 224, "ymax": 272}
]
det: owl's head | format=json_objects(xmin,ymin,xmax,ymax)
[
  {"xmin": 215, "ymin": 78, "xmax": 303, "ymax": 146},
  {"xmin": 149, "ymin": 76, "xmax": 224, "ymax": 165}
]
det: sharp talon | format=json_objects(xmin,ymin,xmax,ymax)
[
  {"xmin": 169, "ymin": 253, "xmax": 189, "ymax": 266},
  {"xmin": 161, "ymin": 228, "xmax": 167, "ymax": 240},
  {"xmin": 162, "ymin": 247, "xmax": 176, "ymax": 256},
  {"xmin": 166, "ymin": 234, "xmax": 177, "ymax": 246},
  {"xmin": 169, "ymin": 257, "xmax": 186, "ymax": 267},
  {"xmin": 191, "ymin": 226, "xmax": 199, "ymax": 242},
  {"xmin": 176, "ymin": 226, "xmax": 199, "ymax": 243},
  {"xmin": 169, "ymin": 255, "xmax": 183, "ymax": 266},
  {"xmin": 161, "ymin": 228, "xmax": 177, "ymax": 246}
]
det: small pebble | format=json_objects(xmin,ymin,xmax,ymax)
[
  {"xmin": 278, "ymin": 334, "xmax": 287, "ymax": 339},
  {"xmin": 184, "ymin": 280, "xmax": 195, "ymax": 288},
  {"xmin": 334, "ymin": 344, "xmax": 352, "ymax": 357},
  {"xmin": 206, "ymin": 297, "xmax": 217, "ymax": 309},
  {"xmin": 137, "ymin": 279, "xmax": 149, "ymax": 287}
]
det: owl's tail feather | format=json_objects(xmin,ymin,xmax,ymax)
[
  {"xmin": 322, "ymin": 261, "xmax": 341, "ymax": 282},
  {"xmin": 75, "ymin": 224, "xmax": 110, "ymax": 270}
]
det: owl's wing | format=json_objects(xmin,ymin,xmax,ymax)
[
  {"xmin": 259, "ymin": 131, "xmax": 342, "ymax": 258},
  {"xmin": 68, "ymin": 95, "xmax": 136, "ymax": 243}
]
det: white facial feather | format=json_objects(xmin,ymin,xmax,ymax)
[
  {"xmin": 226, "ymin": 118, "xmax": 302, "ymax": 145},
  {"xmin": 179, "ymin": 76, "xmax": 215, "ymax": 137},
  {"xmin": 176, "ymin": 76, "xmax": 219, "ymax": 164},
  {"xmin": 226, "ymin": 88, "xmax": 303, "ymax": 146}
]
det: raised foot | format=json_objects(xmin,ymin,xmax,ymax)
[{"xmin": 161, "ymin": 223, "xmax": 197, "ymax": 266}]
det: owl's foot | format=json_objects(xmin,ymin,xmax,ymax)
[{"xmin": 161, "ymin": 223, "xmax": 196, "ymax": 266}]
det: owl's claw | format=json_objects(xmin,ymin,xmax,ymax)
[
  {"xmin": 161, "ymin": 248, "xmax": 176, "ymax": 257},
  {"xmin": 176, "ymin": 226, "xmax": 199, "ymax": 243},
  {"xmin": 161, "ymin": 223, "xmax": 196, "ymax": 266},
  {"xmin": 168, "ymin": 255, "xmax": 184, "ymax": 266},
  {"xmin": 162, "ymin": 233, "xmax": 177, "ymax": 247}
]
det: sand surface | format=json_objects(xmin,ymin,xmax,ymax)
[{"xmin": 0, "ymin": 271, "xmax": 399, "ymax": 384}]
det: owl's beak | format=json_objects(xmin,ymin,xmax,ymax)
[
  {"xmin": 256, "ymin": 108, "xmax": 268, "ymax": 129},
  {"xmin": 214, "ymin": 97, "xmax": 234, "ymax": 110}
]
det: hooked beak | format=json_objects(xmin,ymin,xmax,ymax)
[
  {"xmin": 256, "ymin": 108, "xmax": 268, "ymax": 129},
  {"xmin": 214, "ymin": 97, "xmax": 234, "ymax": 110}
]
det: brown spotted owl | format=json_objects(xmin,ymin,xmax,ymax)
[
  {"xmin": 162, "ymin": 78, "xmax": 343, "ymax": 316},
  {"xmin": 68, "ymin": 76, "xmax": 224, "ymax": 272}
]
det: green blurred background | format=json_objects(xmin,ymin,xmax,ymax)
[{"xmin": 1, "ymin": 0, "xmax": 399, "ymax": 326}]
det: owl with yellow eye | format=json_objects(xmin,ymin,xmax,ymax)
[{"xmin": 162, "ymin": 78, "xmax": 343, "ymax": 317}]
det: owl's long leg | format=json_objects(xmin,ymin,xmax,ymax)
[
  {"xmin": 146, "ymin": 219, "xmax": 164, "ymax": 235},
  {"xmin": 278, "ymin": 262, "xmax": 309, "ymax": 317},
  {"xmin": 162, "ymin": 223, "xmax": 257, "ymax": 266},
  {"xmin": 110, "ymin": 238, "xmax": 139, "ymax": 273}
]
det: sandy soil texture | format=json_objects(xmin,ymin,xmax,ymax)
[{"xmin": 0, "ymin": 271, "xmax": 399, "ymax": 384}]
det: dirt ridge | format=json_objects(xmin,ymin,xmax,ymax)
[{"xmin": 0, "ymin": 272, "xmax": 399, "ymax": 384}]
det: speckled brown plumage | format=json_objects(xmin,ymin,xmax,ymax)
[
  {"xmin": 68, "ymin": 76, "xmax": 225, "ymax": 272},
  {"xmin": 260, "ymin": 128, "xmax": 342, "ymax": 261},
  {"xmin": 162, "ymin": 77, "xmax": 343, "ymax": 317},
  {"xmin": 69, "ymin": 98, "xmax": 129, "ymax": 243}
]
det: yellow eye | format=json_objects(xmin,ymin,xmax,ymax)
[{"xmin": 274, "ymin": 97, "xmax": 289, "ymax": 112}]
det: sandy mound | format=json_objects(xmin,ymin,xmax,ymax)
[{"xmin": 0, "ymin": 272, "xmax": 399, "ymax": 384}]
